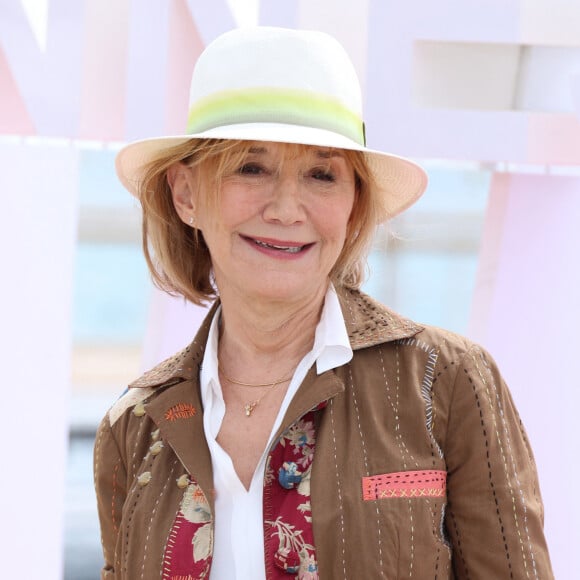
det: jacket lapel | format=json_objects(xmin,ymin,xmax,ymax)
[
  {"xmin": 129, "ymin": 304, "xmax": 217, "ymax": 508},
  {"xmin": 274, "ymin": 367, "xmax": 345, "ymax": 442},
  {"xmin": 143, "ymin": 377, "xmax": 215, "ymax": 509}
]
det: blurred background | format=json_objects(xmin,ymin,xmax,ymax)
[{"xmin": 1, "ymin": 0, "xmax": 579, "ymax": 578}]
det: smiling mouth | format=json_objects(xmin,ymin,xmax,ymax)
[{"xmin": 248, "ymin": 237, "xmax": 311, "ymax": 254}]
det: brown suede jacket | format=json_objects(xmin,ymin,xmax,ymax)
[{"xmin": 94, "ymin": 288, "xmax": 553, "ymax": 579}]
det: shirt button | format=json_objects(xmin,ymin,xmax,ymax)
[
  {"xmin": 274, "ymin": 548, "xmax": 300, "ymax": 574},
  {"xmin": 278, "ymin": 461, "xmax": 302, "ymax": 489}
]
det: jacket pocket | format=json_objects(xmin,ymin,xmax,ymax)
[{"xmin": 362, "ymin": 469, "xmax": 446, "ymax": 500}]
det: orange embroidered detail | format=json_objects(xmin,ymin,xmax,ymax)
[
  {"xmin": 164, "ymin": 403, "xmax": 197, "ymax": 421},
  {"xmin": 362, "ymin": 469, "xmax": 447, "ymax": 501}
]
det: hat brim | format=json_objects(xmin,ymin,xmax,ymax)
[{"xmin": 115, "ymin": 123, "xmax": 427, "ymax": 222}]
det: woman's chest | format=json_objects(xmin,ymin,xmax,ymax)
[{"xmin": 216, "ymin": 387, "xmax": 288, "ymax": 488}]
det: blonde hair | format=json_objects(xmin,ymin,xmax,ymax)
[{"xmin": 138, "ymin": 139, "xmax": 381, "ymax": 305}]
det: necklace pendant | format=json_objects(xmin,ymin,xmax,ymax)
[{"xmin": 244, "ymin": 401, "xmax": 258, "ymax": 417}]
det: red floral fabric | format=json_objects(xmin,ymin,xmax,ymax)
[
  {"xmin": 162, "ymin": 480, "xmax": 213, "ymax": 579},
  {"xmin": 264, "ymin": 411, "xmax": 319, "ymax": 579}
]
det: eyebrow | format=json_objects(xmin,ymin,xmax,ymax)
[
  {"xmin": 315, "ymin": 149, "xmax": 343, "ymax": 159},
  {"xmin": 248, "ymin": 146, "xmax": 268, "ymax": 154},
  {"xmin": 246, "ymin": 146, "xmax": 344, "ymax": 159}
]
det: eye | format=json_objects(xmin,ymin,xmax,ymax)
[
  {"xmin": 238, "ymin": 163, "xmax": 265, "ymax": 176},
  {"xmin": 310, "ymin": 168, "xmax": 336, "ymax": 182}
]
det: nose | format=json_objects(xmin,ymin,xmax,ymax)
[{"xmin": 262, "ymin": 174, "xmax": 306, "ymax": 225}]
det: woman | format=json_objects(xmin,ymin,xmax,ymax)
[{"xmin": 94, "ymin": 27, "xmax": 553, "ymax": 579}]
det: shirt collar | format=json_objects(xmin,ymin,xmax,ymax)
[
  {"xmin": 313, "ymin": 284, "xmax": 353, "ymax": 374},
  {"xmin": 200, "ymin": 305, "xmax": 222, "ymax": 404}
]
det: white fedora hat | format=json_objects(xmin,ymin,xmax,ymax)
[{"xmin": 116, "ymin": 26, "xmax": 427, "ymax": 221}]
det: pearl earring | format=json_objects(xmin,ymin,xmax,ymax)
[{"xmin": 189, "ymin": 216, "xmax": 195, "ymax": 226}]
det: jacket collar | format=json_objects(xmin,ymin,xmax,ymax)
[
  {"xmin": 339, "ymin": 287, "xmax": 422, "ymax": 349},
  {"xmin": 128, "ymin": 287, "xmax": 422, "ymax": 391}
]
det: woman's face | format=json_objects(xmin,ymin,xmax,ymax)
[{"xmin": 194, "ymin": 142, "xmax": 356, "ymax": 304}]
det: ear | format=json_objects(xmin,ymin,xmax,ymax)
[{"xmin": 168, "ymin": 162, "xmax": 196, "ymax": 223}]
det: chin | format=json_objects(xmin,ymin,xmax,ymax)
[{"xmin": 248, "ymin": 276, "xmax": 326, "ymax": 304}]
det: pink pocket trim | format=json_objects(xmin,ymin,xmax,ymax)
[{"xmin": 362, "ymin": 469, "xmax": 447, "ymax": 501}]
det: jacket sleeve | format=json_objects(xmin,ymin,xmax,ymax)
[
  {"xmin": 93, "ymin": 413, "xmax": 127, "ymax": 579},
  {"xmin": 443, "ymin": 344, "xmax": 553, "ymax": 579}
]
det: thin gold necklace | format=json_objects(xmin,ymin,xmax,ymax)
[{"xmin": 220, "ymin": 369, "xmax": 293, "ymax": 417}]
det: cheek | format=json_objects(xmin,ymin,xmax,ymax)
[
  {"xmin": 317, "ymin": 211, "xmax": 352, "ymax": 247},
  {"xmin": 195, "ymin": 194, "xmax": 237, "ymax": 234},
  {"xmin": 218, "ymin": 185, "xmax": 262, "ymax": 224},
  {"xmin": 326, "ymin": 197, "xmax": 355, "ymax": 236}
]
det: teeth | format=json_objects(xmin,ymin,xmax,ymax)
[{"xmin": 254, "ymin": 240, "xmax": 303, "ymax": 253}]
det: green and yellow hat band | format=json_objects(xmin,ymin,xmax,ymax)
[{"xmin": 186, "ymin": 88, "xmax": 366, "ymax": 146}]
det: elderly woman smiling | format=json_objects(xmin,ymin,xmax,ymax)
[{"xmin": 94, "ymin": 27, "xmax": 553, "ymax": 580}]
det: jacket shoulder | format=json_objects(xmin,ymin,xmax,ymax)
[
  {"xmin": 411, "ymin": 323, "xmax": 496, "ymax": 365},
  {"xmin": 108, "ymin": 339, "xmax": 203, "ymax": 426},
  {"xmin": 399, "ymin": 322, "xmax": 474, "ymax": 353},
  {"xmin": 107, "ymin": 385, "xmax": 157, "ymax": 427}
]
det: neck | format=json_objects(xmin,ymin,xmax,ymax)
[{"xmin": 216, "ymin": 284, "xmax": 328, "ymax": 381}]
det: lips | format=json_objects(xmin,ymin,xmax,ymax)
[
  {"xmin": 253, "ymin": 239, "xmax": 304, "ymax": 253},
  {"xmin": 243, "ymin": 235, "xmax": 312, "ymax": 254}
]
